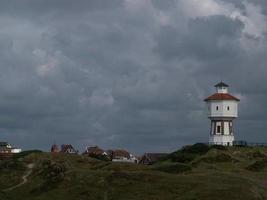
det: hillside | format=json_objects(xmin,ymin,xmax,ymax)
[{"xmin": 1, "ymin": 145, "xmax": 267, "ymax": 200}]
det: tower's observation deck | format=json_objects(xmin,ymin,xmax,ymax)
[{"xmin": 205, "ymin": 93, "xmax": 239, "ymax": 118}]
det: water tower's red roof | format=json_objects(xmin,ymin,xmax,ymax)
[{"xmin": 204, "ymin": 93, "xmax": 240, "ymax": 102}]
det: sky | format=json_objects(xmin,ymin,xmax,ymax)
[{"xmin": 0, "ymin": 0, "xmax": 267, "ymax": 155}]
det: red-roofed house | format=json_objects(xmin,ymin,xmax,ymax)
[
  {"xmin": 51, "ymin": 144, "xmax": 59, "ymax": 153},
  {"xmin": 60, "ymin": 144, "xmax": 78, "ymax": 154},
  {"xmin": 84, "ymin": 146, "xmax": 105, "ymax": 156},
  {"xmin": 107, "ymin": 149, "xmax": 138, "ymax": 163},
  {"xmin": 0, "ymin": 142, "xmax": 22, "ymax": 160}
]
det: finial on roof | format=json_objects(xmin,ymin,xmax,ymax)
[{"xmin": 214, "ymin": 81, "xmax": 229, "ymax": 88}]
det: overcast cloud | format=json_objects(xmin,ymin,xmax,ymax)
[{"xmin": 0, "ymin": 0, "xmax": 267, "ymax": 154}]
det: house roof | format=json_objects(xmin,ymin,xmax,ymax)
[
  {"xmin": 60, "ymin": 144, "xmax": 78, "ymax": 153},
  {"xmin": 0, "ymin": 142, "xmax": 9, "ymax": 147},
  {"xmin": 85, "ymin": 146, "xmax": 104, "ymax": 155},
  {"xmin": 51, "ymin": 144, "xmax": 59, "ymax": 152},
  {"xmin": 204, "ymin": 93, "xmax": 240, "ymax": 102},
  {"xmin": 215, "ymin": 81, "xmax": 229, "ymax": 87},
  {"xmin": 109, "ymin": 149, "xmax": 130, "ymax": 159}
]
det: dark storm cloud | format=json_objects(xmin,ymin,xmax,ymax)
[
  {"xmin": 0, "ymin": 0, "xmax": 123, "ymax": 15},
  {"xmin": 155, "ymin": 15, "xmax": 244, "ymax": 61},
  {"xmin": 0, "ymin": 0, "xmax": 267, "ymax": 154}
]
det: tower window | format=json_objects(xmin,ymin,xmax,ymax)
[
  {"xmin": 217, "ymin": 126, "xmax": 221, "ymax": 133},
  {"xmin": 216, "ymin": 106, "xmax": 219, "ymax": 110},
  {"xmin": 227, "ymin": 106, "xmax": 230, "ymax": 111}
]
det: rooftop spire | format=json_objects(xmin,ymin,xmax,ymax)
[{"xmin": 214, "ymin": 81, "xmax": 229, "ymax": 88}]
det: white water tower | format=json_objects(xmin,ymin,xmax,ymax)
[{"xmin": 204, "ymin": 82, "xmax": 240, "ymax": 146}]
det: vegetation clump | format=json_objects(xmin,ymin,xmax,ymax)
[
  {"xmin": 0, "ymin": 159, "xmax": 27, "ymax": 189},
  {"xmin": 31, "ymin": 158, "xmax": 67, "ymax": 193},
  {"xmin": 12, "ymin": 150, "xmax": 43, "ymax": 160},
  {"xmin": 180, "ymin": 143, "xmax": 210, "ymax": 154},
  {"xmin": 200, "ymin": 153, "xmax": 235, "ymax": 163},
  {"xmin": 153, "ymin": 163, "xmax": 192, "ymax": 174},
  {"xmin": 192, "ymin": 149, "xmax": 237, "ymax": 166},
  {"xmin": 167, "ymin": 143, "xmax": 210, "ymax": 163},
  {"xmin": 38, "ymin": 159, "xmax": 66, "ymax": 183},
  {"xmin": 0, "ymin": 159, "xmax": 26, "ymax": 171},
  {"xmin": 246, "ymin": 158, "xmax": 267, "ymax": 172},
  {"xmin": 246, "ymin": 150, "xmax": 266, "ymax": 159},
  {"xmin": 210, "ymin": 145, "xmax": 227, "ymax": 151}
]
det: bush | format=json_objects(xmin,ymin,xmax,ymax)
[
  {"xmin": 40, "ymin": 159, "xmax": 66, "ymax": 183},
  {"xmin": 167, "ymin": 143, "xmax": 210, "ymax": 163},
  {"xmin": 246, "ymin": 159, "xmax": 267, "ymax": 172},
  {"xmin": 246, "ymin": 151, "xmax": 266, "ymax": 159},
  {"xmin": 168, "ymin": 152, "xmax": 196, "ymax": 163},
  {"xmin": 153, "ymin": 163, "xmax": 192, "ymax": 174},
  {"xmin": 192, "ymin": 150, "xmax": 237, "ymax": 166},
  {"xmin": 31, "ymin": 158, "xmax": 66, "ymax": 193},
  {"xmin": 0, "ymin": 160, "xmax": 26, "ymax": 171},
  {"xmin": 181, "ymin": 143, "xmax": 210, "ymax": 154},
  {"xmin": 12, "ymin": 150, "xmax": 43, "ymax": 160},
  {"xmin": 210, "ymin": 145, "xmax": 227, "ymax": 150},
  {"xmin": 200, "ymin": 153, "xmax": 235, "ymax": 163}
]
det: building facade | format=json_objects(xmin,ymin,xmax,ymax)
[
  {"xmin": 0, "ymin": 142, "xmax": 22, "ymax": 159},
  {"xmin": 204, "ymin": 82, "xmax": 240, "ymax": 146},
  {"xmin": 107, "ymin": 149, "xmax": 138, "ymax": 163}
]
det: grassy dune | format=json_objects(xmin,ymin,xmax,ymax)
[{"xmin": 1, "ymin": 145, "xmax": 267, "ymax": 200}]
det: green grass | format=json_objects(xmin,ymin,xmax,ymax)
[{"xmin": 1, "ymin": 146, "xmax": 267, "ymax": 200}]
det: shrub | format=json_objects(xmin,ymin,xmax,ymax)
[
  {"xmin": 200, "ymin": 153, "xmax": 235, "ymax": 163},
  {"xmin": 0, "ymin": 160, "xmax": 26, "ymax": 171},
  {"xmin": 39, "ymin": 159, "xmax": 66, "ymax": 183},
  {"xmin": 153, "ymin": 163, "xmax": 192, "ymax": 174},
  {"xmin": 167, "ymin": 143, "xmax": 210, "ymax": 163},
  {"xmin": 246, "ymin": 151, "xmax": 266, "ymax": 159},
  {"xmin": 168, "ymin": 152, "xmax": 196, "ymax": 163},
  {"xmin": 12, "ymin": 150, "xmax": 43, "ymax": 160},
  {"xmin": 32, "ymin": 158, "xmax": 67, "ymax": 193},
  {"xmin": 246, "ymin": 159, "xmax": 267, "ymax": 172},
  {"xmin": 192, "ymin": 150, "xmax": 237, "ymax": 166},
  {"xmin": 210, "ymin": 145, "xmax": 227, "ymax": 150},
  {"xmin": 180, "ymin": 143, "xmax": 210, "ymax": 154}
]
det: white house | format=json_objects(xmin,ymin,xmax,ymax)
[
  {"xmin": 108, "ymin": 149, "xmax": 138, "ymax": 163},
  {"xmin": 0, "ymin": 142, "xmax": 22, "ymax": 154},
  {"xmin": 204, "ymin": 82, "xmax": 240, "ymax": 146}
]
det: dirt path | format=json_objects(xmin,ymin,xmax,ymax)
[{"xmin": 3, "ymin": 163, "xmax": 34, "ymax": 192}]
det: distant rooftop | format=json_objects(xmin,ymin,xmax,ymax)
[{"xmin": 0, "ymin": 142, "xmax": 9, "ymax": 147}]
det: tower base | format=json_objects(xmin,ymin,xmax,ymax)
[{"xmin": 209, "ymin": 135, "xmax": 234, "ymax": 146}]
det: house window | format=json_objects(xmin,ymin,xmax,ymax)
[
  {"xmin": 217, "ymin": 126, "xmax": 221, "ymax": 133},
  {"xmin": 216, "ymin": 106, "xmax": 219, "ymax": 110},
  {"xmin": 229, "ymin": 123, "xmax": 233, "ymax": 134},
  {"xmin": 227, "ymin": 106, "xmax": 230, "ymax": 111}
]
